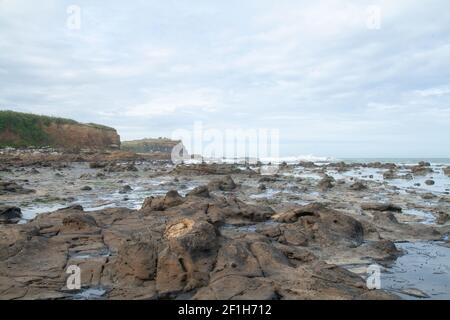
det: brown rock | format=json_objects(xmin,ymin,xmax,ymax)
[
  {"xmin": 156, "ymin": 219, "xmax": 218, "ymax": 296},
  {"xmin": 0, "ymin": 184, "xmax": 401, "ymax": 300},
  {"xmin": 273, "ymin": 203, "xmax": 319, "ymax": 223},
  {"xmin": 411, "ymin": 165, "xmax": 433, "ymax": 176},
  {"xmin": 60, "ymin": 213, "xmax": 98, "ymax": 234},
  {"xmin": 318, "ymin": 175, "xmax": 335, "ymax": 191},
  {"xmin": 210, "ymin": 241, "xmax": 263, "ymax": 280},
  {"xmin": 274, "ymin": 203, "xmax": 364, "ymax": 248},
  {"xmin": 186, "ymin": 185, "xmax": 210, "ymax": 198},
  {"xmin": 194, "ymin": 275, "xmax": 277, "ymax": 300},
  {"xmin": 77, "ymin": 257, "xmax": 108, "ymax": 288},
  {"xmin": 196, "ymin": 195, "xmax": 275, "ymax": 225},
  {"xmin": 113, "ymin": 235, "xmax": 158, "ymax": 285},
  {"xmin": 142, "ymin": 190, "xmax": 184, "ymax": 211},
  {"xmin": 207, "ymin": 175, "xmax": 237, "ymax": 191},
  {"xmin": 369, "ymin": 239, "xmax": 401, "ymax": 257},
  {"xmin": 383, "ymin": 169, "xmax": 412, "ymax": 180}
]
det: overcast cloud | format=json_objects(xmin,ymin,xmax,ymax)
[{"xmin": 1, "ymin": 0, "xmax": 449, "ymax": 157}]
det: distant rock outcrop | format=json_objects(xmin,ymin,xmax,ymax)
[
  {"xmin": 121, "ymin": 138, "xmax": 182, "ymax": 154},
  {"xmin": 0, "ymin": 110, "xmax": 120, "ymax": 150}
]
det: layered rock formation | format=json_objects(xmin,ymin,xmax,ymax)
[
  {"xmin": 0, "ymin": 110, "xmax": 120, "ymax": 150},
  {"xmin": 0, "ymin": 192, "xmax": 397, "ymax": 300}
]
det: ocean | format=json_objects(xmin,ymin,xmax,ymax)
[{"xmin": 342, "ymin": 158, "xmax": 450, "ymax": 165}]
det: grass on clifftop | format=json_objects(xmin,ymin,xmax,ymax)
[
  {"xmin": 85, "ymin": 122, "xmax": 116, "ymax": 131},
  {"xmin": 0, "ymin": 110, "xmax": 114, "ymax": 147}
]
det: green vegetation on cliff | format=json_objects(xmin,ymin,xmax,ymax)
[{"xmin": 0, "ymin": 110, "xmax": 116, "ymax": 148}]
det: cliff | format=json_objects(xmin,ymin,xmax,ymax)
[
  {"xmin": 0, "ymin": 110, "xmax": 120, "ymax": 150},
  {"xmin": 121, "ymin": 138, "xmax": 182, "ymax": 154}
]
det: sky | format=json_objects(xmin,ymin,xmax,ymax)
[{"xmin": 0, "ymin": 0, "xmax": 449, "ymax": 158}]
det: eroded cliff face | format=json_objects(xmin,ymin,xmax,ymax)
[
  {"xmin": 43, "ymin": 123, "xmax": 120, "ymax": 150},
  {"xmin": 0, "ymin": 111, "xmax": 120, "ymax": 150}
]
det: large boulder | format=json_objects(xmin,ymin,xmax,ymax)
[
  {"xmin": 141, "ymin": 190, "xmax": 184, "ymax": 211},
  {"xmin": 156, "ymin": 219, "xmax": 219, "ymax": 296},
  {"xmin": 205, "ymin": 196, "xmax": 275, "ymax": 225},
  {"xmin": 207, "ymin": 175, "xmax": 237, "ymax": 191},
  {"xmin": 273, "ymin": 203, "xmax": 364, "ymax": 248},
  {"xmin": 186, "ymin": 185, "xmax": 210, "ymax": 198},
  {"xmin": 411, "ymin": 165, "xmax": 433, "ymax": 176},
  {"xmin": 193, "ymin": 239, "xmax": 288, "ymax": 300},
  {"xmin": 318, "ymin": 175, "xmax": 335, "ymax": 191},
  {"xmin": 144, "ymin": 191, "xmax": 275, "ymax": 226},
  {"xmin": 112, "ymin": 235, "xmax": 158, "ymax": 285},
  {"xmin": 209, "ymin": 241, "xmax": 263, "ymax": 280}
]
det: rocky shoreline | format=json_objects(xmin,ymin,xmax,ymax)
[{"xmin": 1, "ymin": 150, "xmax": 449, "ymax": 300}]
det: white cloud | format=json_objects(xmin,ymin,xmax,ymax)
[
  {"xmin": 415, "ymin": 86, "xmax": 450, "ymax": 97},
  {"xmin": 0, "ymin": 0, "xmax": 449, "ymax": 156},
  {"xmin": 124, "ymin": 89, "xmax": 221, "ymax": 117}
]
